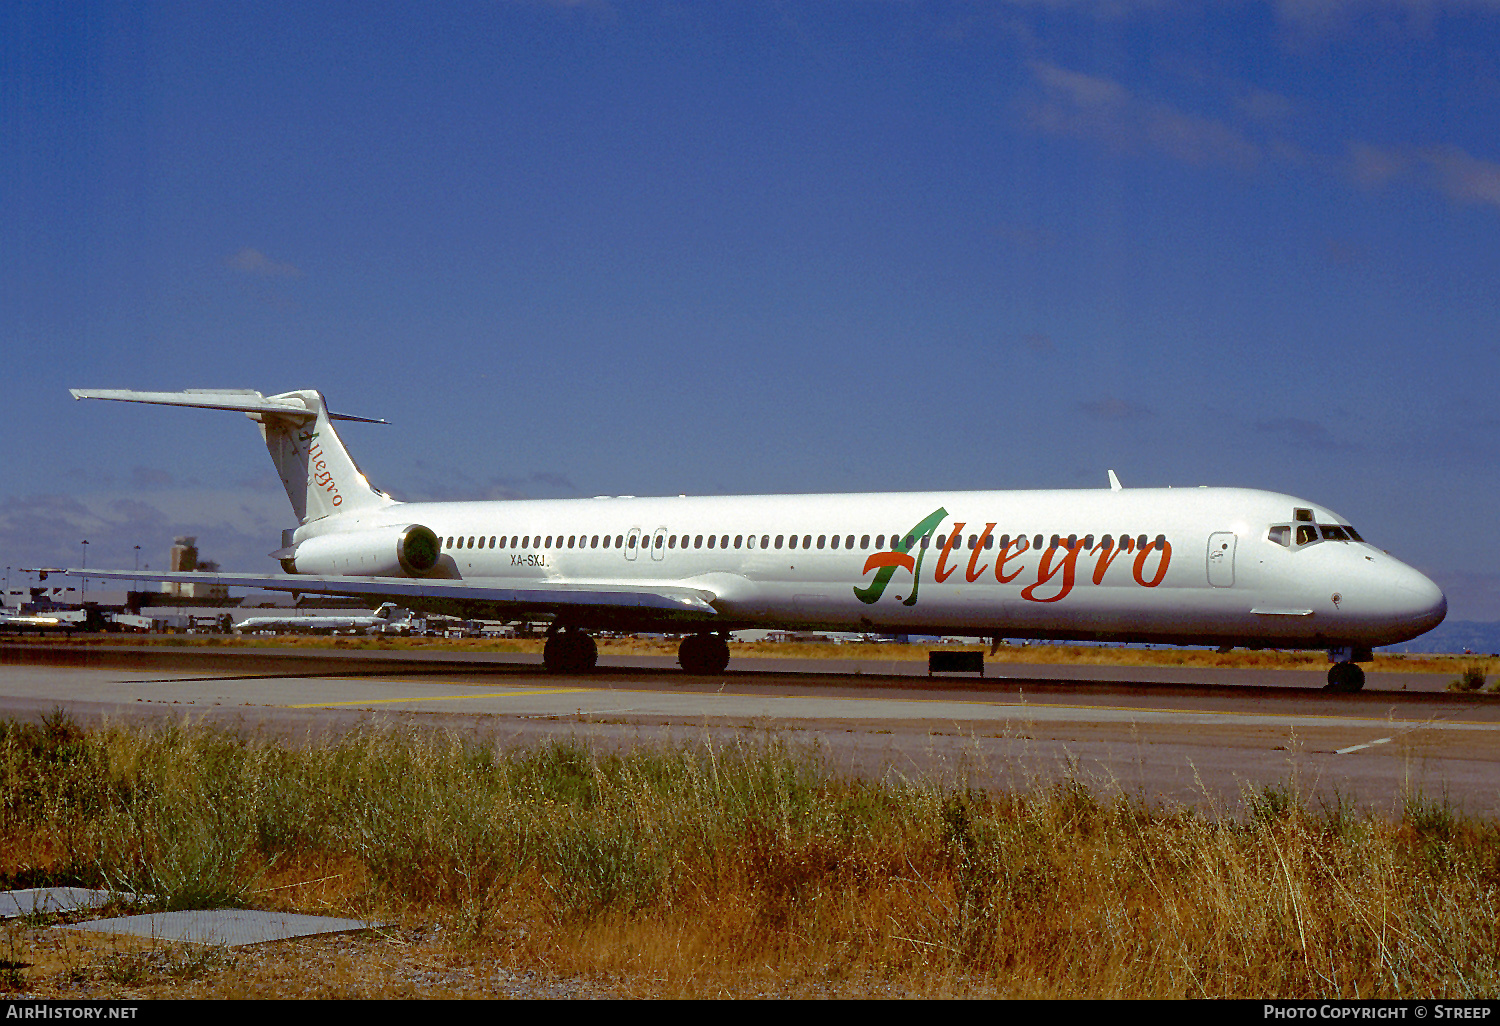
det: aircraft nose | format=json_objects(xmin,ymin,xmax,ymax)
[{"xmin": 1383, "ymin": 562, "xmax": 1447, "ymax": 634}]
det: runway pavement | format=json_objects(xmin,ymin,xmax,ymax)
[{"xmin": 3, "ymin": 643, "xmax": 1497, "ymax": 817}]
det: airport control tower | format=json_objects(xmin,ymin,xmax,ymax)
[{"xmin": 162, "ymin": 536, "xmax": 228, "ymax": 600}]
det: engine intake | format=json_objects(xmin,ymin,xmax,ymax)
[{"xmin": 283, "ymin": 524, "xmax": 440, "ymax": 577}]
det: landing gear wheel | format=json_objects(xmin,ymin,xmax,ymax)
[
  {"xmin": 1326, "ymin": 661, "xmax": 1366, "ymax": 692},
  {"xmin": 543, "ymin": 629, "xmax": 598, "ymax": 674},
  {"xmin": 678, "ymin": 633, "xmax": 730, "ymax": 674}
]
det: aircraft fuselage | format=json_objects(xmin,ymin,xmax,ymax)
[{"xmin": 297, "ymin": 486, "xmax": 1445, "ymax": 650}]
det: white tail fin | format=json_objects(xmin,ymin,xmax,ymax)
[{"xmin": 70, "ymin": 387, "xmax": 395, "ymax": 524}]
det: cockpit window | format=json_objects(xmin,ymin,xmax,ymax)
[
  {"xmin": 1268, "ymin": 525, "xmax": 1290, "ymax": 547},
  {"xmin": 1320, "ymin": 525, "xmax": 1351, "ymax": 542},
  {"xmin": 1345, "ymin": 526, "xmax": 1364, "ymax": 542},
  {"xmin": 1293, "ymin": 508, "xmax": 1314, "ymax": 523},
  {"xmin": 1295, "ymin": 524, "xmax": 1320, "ymax": 546}
]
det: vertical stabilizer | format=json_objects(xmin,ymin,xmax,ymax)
[{"xmin": 256, "ymin": 390, "xmax": 394, "ymax": 523}]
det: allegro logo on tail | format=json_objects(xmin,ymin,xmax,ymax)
[{"xmin": 299, "ymin": 429, "xmax": 343, "ymax": 508}]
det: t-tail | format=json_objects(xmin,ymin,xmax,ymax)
[{"xmin": 68, "ymin": 388, "xmax": 395, "ymax": 524}]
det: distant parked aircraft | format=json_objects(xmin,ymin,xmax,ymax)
[{"xmin": 234, "ymin": 601, "xmax": 414, "ymax": 635}]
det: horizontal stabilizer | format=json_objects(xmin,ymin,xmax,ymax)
[
  {"xmin": 65, "ymin": 568, "xmax": 719, "ymax": 619},
  {"xmin": 69, "ymin": 389, "xmax": 386, "ymax": 424}
]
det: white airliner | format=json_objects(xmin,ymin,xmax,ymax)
[
  {"xmin": 63, "ymin": 388, "xmax": 1446, "ymax": 690},
  {"xmin": 234, "ymin": 602, "xmax": 414, "ymax": 636}
]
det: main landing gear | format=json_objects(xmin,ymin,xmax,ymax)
[
  {"xmin": 678, "ymin": 632, "xmax": 731, "ymax": 675},
  {"xmin": 542, "ymin": 628, "xmax": 598, "ymax": 674},
  {"xmin": 1325, "ymin": 661, "xmax": 1366, "ymax": 692},
  {"xmin": 539, "ymin": 629, "xmax": 731, "ymax": 675}
]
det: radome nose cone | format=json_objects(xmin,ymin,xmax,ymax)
[{"xmin": 1392, "ymin": 566, "xmax": 1447, "ymax": 633}]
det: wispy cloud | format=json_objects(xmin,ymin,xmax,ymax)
[
  {"xmin": 1021, "ymin": 62, "xmax": 1500, "ymax": 214},
  {"xmin": 226, "ymin": 248, "xmax": 301, "ymax": 277},
  {"xmin": 1274, "ymin": 0, "xmax": 1500, "ymax": 39},
  {"xmin": 1254, "ymin": 417, "xmax": 1361, "ymax": 451},
  {"xmin": 1423, "ymin": 145, "xmax": 1500, "ymax": 207},
  {"xmin": 1021, "ymin": 62, "xmax": 1262, "ymax": 170},
  {"xmin": 395, "ymin": 462, "xmax": 581, "ymax": 502},
  {"xmin": 1345, "ymin": 141, "xmax": 1500, "ymax": 209},
  {"xmin": 0, "ymin": 489, "xmax": 290, "ymax": 575},
  {"xmin": 130, "ymin": 467, "xmax": 174, "ymax": 488}
]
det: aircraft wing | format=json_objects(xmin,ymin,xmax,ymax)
[{"xmin": 61, "ymin": 568, "xmax": 718, "ymax": 619}]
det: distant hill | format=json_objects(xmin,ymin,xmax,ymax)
[{"xmin": 1381, "ymin": 621, "xmax": 1500, "ymax": 655}]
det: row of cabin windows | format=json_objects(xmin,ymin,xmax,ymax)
[{"xmin": 441, "ymin": 532, "xmax": 1170, "ymax": 553}]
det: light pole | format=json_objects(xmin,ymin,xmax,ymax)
[
  {"xmin": 80, "ymin": 540, "xmax": 88, "ymax": 603},
  {"xmin": 134, "ymin": 545, "xmax": 141, "ymax": 597}
]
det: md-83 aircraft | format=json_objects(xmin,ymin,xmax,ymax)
[{"xmin": 64, "ymin": 388, "xmax": 1446, "ymax": 690}]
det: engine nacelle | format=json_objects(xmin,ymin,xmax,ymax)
[{"xmin": 283, "ymin": 524, "xmax": 440, "ymax": 577}]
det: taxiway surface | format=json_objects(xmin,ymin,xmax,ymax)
[{"xmin": 3, "ymin": 644, "xmax": 1497, "ymax": 816}]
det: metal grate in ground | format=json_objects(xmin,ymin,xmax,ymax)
[
  {"xmin": 0, "ymin": 888, "xmax": 120, "ymax": 919},
  {"xmin": 60, "ymin": 909, "xmax": 388, "ymax": 947}
]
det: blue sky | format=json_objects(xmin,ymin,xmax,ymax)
[{"xmin": 4, "ymin": 1, "xmax": 1499, "ymax": 618}]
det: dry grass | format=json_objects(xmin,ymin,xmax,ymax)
[{"xmin": 3, "ymin": 713, "xmax": 1499, "ymax": 998}]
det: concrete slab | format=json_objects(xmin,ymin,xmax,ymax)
[
  {"xmin": 61, "ymin": 909, "xmax": 387, "ymax": 947},
  {"xmin": 0, "ymin": 888, "xmax": 118, "ymax": 919}
]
